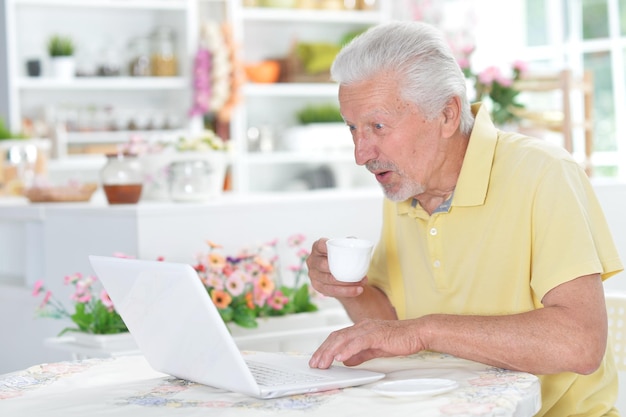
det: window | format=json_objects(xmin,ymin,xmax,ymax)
[{"xmin": 522, "ymin": 0, "xmax": 626, "ymax": 179}]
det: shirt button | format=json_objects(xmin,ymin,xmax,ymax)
[
  {"xmin": 433, "ymin": 260, "xmax": 441, "ymax": 268},
  {"xmin": 430, "ymin": 228, "xmax": 437, "ymax": 236}
]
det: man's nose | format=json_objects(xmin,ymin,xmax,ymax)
[{"xmin": 354, "ymin": 133, "xmax": 375, "ymax": 166}]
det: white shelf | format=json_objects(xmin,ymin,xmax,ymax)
[
  {"xmin": 17, "ymin": 77, "xmax": 189, "ymax": 90},
  {"xmin": 244, "ymin": 150, "xmax": 354, "ymax": 165},
  {"xmin": 241, "ymin": 7, "xmax": 383, "ymax": 23},
  {"xmin": 228, "ymin": 0, "xmax": 391, "ymax": 192},
  {"xmin": 63, "ymin": 129, "xmax": 184, "ymax": 144},
  {"xmin": 243, "ymin": 82, "xmax": 338, "ymax": 97},
  {"xmin": 13, "ymin": 0, "xmax": 189, "ymax": 11}
]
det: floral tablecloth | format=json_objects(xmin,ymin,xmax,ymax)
[{"xmin": 0, "ymin": 351, "xmax": 540, "ymax": 417}]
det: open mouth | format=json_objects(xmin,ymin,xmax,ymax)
[{"xmin": 373, "ymin": 170, "xmax": 392, "ymax": 183}]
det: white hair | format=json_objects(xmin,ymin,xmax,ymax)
[{"xmin": 331, "ymin": 21, "xmax": 474, "ymax": 135}]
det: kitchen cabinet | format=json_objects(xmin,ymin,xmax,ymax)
[
  {"xmin": 222, "ymin": 0, "xmax": 392, "ymax": 192},
  {"xmin": 4, "ymin": 0, "xmax": 198, "ymax": 177}
]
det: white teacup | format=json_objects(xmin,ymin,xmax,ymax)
[{"xmin": 326, "ymin": 237, "xmax": 374, "ymax": 282}]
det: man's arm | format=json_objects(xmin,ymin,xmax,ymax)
[{"xmin": 309, "ymin": 273, "xmax": 608, "ymax": 376}]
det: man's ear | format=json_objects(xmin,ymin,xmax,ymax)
[{"xmin": 442, "ymin": 96, "xmax": 462, "ymax": 138}]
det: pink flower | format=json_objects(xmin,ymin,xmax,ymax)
[
  {"xmin": 32, "ymin": 280, "xmax": 45, "ymax": 296},
  {"xmin": 496, "ymin": 76, "xmax": 513, "ymax": 87},
  {"xmin": 100, "ymin": 290, "xmax": 114, "ymax": 312},
  {"xmin": 263, "ymin": 238, "xmax": 279, "ymax": 248},
  {"xmin": 40, "ymin": 290, "xmax": 52, "ymax": 308},
  {"xmin": 457, "ymin": 57, "xmax": 470, "ymax": 70},
  {"xmin": 287, "ymin": 233, "xmax": 306, "ymax": 247},
  {"xmin": 253, "ymin": 286, "xmax": 268, "ymax": 307},
  {"xmin": 461, "ymin": 44, "xmax": 475, "ymax": 55},
  {"xmin": 71, "ymin": 281, "xmax": 92, "ymax": 303},
  {"xmin": 267, "ymin": 290, "xmax": 289, "ymax": 310},
  {"xmin": 64, "ymin": 273, "xmax": 81, "ymax": 286},
  {"xmin": 205, "ymin": 273, "xmax": 224, "ymax": 291},
  {"xmin": 512, "ymin": 59, "xmax": 528, "ymax": 75},
  {"xmin": 296, "ymin": 248, "xmax": 310, "ymax": 258},
  {"xmin": 225, "ymin": 272, "xmax": 245, "ymax": 297},
  {"xmin": 478, "ymin": 66, "xmax": 501, "ymax": 85}
]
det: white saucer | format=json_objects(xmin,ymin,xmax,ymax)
[{"xmin": 371, "ymin": 378, "xmax": 459, "ymax": 398}]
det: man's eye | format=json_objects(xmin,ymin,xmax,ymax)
[
  {"xmin": 347, "ymin": 124, "xmax": 356, "ymax": 131},
  {"xmin": 374, "ymin": 123, "xmax": 384, "ymax": 130}
]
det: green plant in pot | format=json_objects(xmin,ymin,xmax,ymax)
[
  {"xmin": 47, "ymin": 35, "xmax": 75, "ymax": 57},
  {"xmin": 47, "ymin": 34, "xmax": 76, "ymax": 79},
  {"xmin": 296, "ymin": 103, "xmax": 343, "ymax": 125}
]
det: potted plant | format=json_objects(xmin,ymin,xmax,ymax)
[
  {"xmin": 192, "ymin": 234, "xmax": 318, "ymax": 330},
  {"xmin": 32, "ymin": 234, "xmax": 321, "ymax": 353},
  {"xmin": 47, "ymin": 34, "xmax": 76, "ymax": 79},
  {"xmin": 32, "ymin": 269, "xmax": 136, "ymax": 350}
]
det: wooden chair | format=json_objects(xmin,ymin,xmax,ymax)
[{"xmin": 512, "ymin": 69, "xmax": 594, "ymax": 176}]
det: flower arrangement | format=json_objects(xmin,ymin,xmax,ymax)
[
  {"xmin": 458, "ymin": 50, "xmax": 528, "ymax": 126},
  {"xmin": 471, "ymin": 61, "xmax": 528, "ymax": 126},
  {"xmin": 32, "ymin": 272, "xmax": 127, "ymax": 335},
  {"xmin": 175, "ymin": 130, "xmax": 228, "ymax": 152},
  {"xmin": 32, "ymin": 234, "xmax": 317, "ymax": 334},
  {"xmin": 193, "ymin": 234, "xmax": 318, "ymax": 328}
]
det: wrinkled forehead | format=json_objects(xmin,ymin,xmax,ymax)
[{"xmin": 338, "ymin": 75, "xmax": 415, "ymax": 120}]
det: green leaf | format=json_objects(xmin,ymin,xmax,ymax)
[{"xmin": 233, "ymin": 306, "xmax": 258, "ymax": 328}]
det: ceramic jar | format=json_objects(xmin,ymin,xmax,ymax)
[{"xmin": 100, "ymin": 153, "xmax": 143, "ymax": 204}]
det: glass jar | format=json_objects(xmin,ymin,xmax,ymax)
[
  {"xmin": 128, "ymin": 37, "xmax": 151, "ymax": 77},
  {"xmin": 151, "ymin": 27, "xmax": 177, "ymax": 77},
  {"xmin": 100, "ymin": 153, "xmax": 143, "ymax": 204},
  {"xmin": 168, "ymin": 159, "xmax": 213, "ymax": 202}
]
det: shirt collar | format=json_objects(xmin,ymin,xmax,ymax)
[{"xmin": 397, "ymin": 103, "xmax": 497, "ymax": 215}]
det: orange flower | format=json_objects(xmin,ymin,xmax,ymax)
[
  {"xmin": 211, "ymin": 289, "xmax": 232, "ymax": 309},
  {"xmin": 245, "ymin": 292, "xmax": 255, "ymax": 309},
  {"xmin": 254, "ymin": 256, "xmax": 274, "ymax": 273},
  {"xmin": 255, "ymin": 274, "xmax": 274, "ymax": 295},
  {"xmin": 206, "ymin": 240, "xmax": 223, "ymax": 249},
  {"xmin": 207, "ymin": 252, "xmax": 226, "ymax": 270}
]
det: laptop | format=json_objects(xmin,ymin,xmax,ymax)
[{"xmin": 88, "ymin": 255, "xmax": 385, "ymax": 399}]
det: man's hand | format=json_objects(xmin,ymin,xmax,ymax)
[
  {"xmin": 306, "ymin": 238, "xmax": 366, "ymax": 299},
  {"xmin": 309, "ymin": 319, "xmax": 422, "ymax": 369}
]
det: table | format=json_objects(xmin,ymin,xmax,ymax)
[{"xmin": 0, "ymin": 351, "xmax": 540, "ymax": 417}]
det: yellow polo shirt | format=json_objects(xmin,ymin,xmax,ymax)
[{"xmin": 368, "ymin": 104, "xmax": 624, "ymax": 417}]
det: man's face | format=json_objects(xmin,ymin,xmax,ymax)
[{"xmin": 338, "ymin": 73, "xmax": 445, "ymax": 201}]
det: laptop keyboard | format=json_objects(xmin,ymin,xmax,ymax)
[{"xmin": 246, "ymin": 360, "xmax": 330, "ymax": 386}]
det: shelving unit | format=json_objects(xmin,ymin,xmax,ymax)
[
  {"xmin": 3, "ymin": 0, "xmax": 393, "ymax": 193},
  {"xmin": 4, "ymin": 0, "xmax": 198, "ymax": 177},
  {"xmin": 224, "ymin": 0, "xmax": 391, "ymax": 193}
]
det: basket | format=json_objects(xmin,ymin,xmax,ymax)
[
  {"xmin": 24, "ymin": 183, "xmax": 98, "ymax": 203},
  {"xmin": 278, "ymin": 42, "xmax": 332, "ymax": 83}
]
